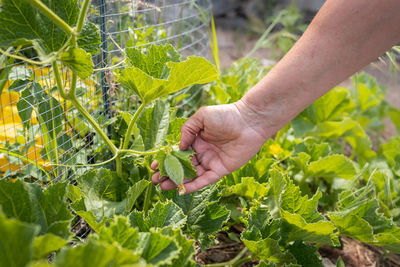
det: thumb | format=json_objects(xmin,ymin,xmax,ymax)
[{"xmin": 180, "ymin": 107, "xmax": 206, "ymax": 150}]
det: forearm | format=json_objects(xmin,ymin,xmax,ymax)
[{"xmin": 239, "ymin": 0, "xmax": 400, "ymax": 138}]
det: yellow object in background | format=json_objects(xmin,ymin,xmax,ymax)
[
  {"xmin": 0, "ymin": 65, "xmax": 99, "ymax": 175},
  {"xmin": 0, "ymin": 89, "xmax": 49, "ymax": 173},
  {"xmin": 268, "ymin": 143, "xmax": 284, "ymax": 157}
]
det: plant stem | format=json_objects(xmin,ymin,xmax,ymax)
[
  {"xmin": 246, "ymin": 11, "xmax": 283, "ymax": 58},
  {"xmin": 202, "ymin": 248, "xmax": 249, "ymax": 267},
  {"xmin": 68, "ymin": 72, "xmax": 77, "ymax": 98},
  {"xmin": 116, "ymin": 155, "xmax": 123, "ymax": 177},
  {"xmin": 30, "ymin": 0, "xmax": 75, "ymax": 36},
  {"xmin": 76, "ymin": 0, "xmax": 91, "ymax": 34},
  {"xmin": 143, "ymin": 183, "xmax": 153, "ymax": 215},
  {"xmin": 52, "ymin": 62, "xmax": 68, "ymax": 99},
  {"xmin": 119, "ymin": 148, "xmax": 162, "ymax": 155},
  {"xmin": 232, "ymin": 256, "xmax": 252, "ymax": 267},
  {"xmin": 45, "ymin": 152, "xmax": 119, "ymax": 168},
  {"xmin": 0, "ymin": 48, "xmax": 56, "ymax": 66},
  {"xmin": 122, "ymin": 103, "xmax": 146, "ymax": 150},
  {"xmin": 69, "ymin": 96, "xmax": 118, "ymax": 155}
]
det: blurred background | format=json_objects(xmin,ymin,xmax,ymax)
[
  {"xmin": 210, "ymin": 0, "xmax": 400, "ymax": 112},
  {"xmin": 211, "ymin": 0, "xmax": 324, "ymax": 67}
]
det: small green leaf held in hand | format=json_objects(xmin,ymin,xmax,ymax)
[
  {"xmin": 164, "ymin": 154, "xmax": 184, "ymax": 186},
  {"xmin": 157, "ymin": 148, "xmax": 197, "ymax": 195}
]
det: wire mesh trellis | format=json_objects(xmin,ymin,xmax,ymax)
[{"xmin": 0, "ymin": 0, "xmax": 211, "ymax": 184}]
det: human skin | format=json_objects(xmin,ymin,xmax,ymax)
[{"xmin": 152, "ymin": 0, "xmax": 400, "ymax": 194}]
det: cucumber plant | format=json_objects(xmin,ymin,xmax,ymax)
[{"xmin": 0, "ymin": 0, "xmax": 218, "ymax": 191}]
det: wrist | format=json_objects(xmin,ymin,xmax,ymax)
[{"xmin": 234, "ymin": 97, "xmax": 286, "ymax": 140}]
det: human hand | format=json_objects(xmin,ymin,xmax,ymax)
[{"xmin": 151, "ymin": 100, "xmax": 278, "ymax": 194}]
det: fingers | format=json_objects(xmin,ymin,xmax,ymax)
[
  {"xmin": 151, "ymin": 171, "xmax": 167, "ymax": 184},
  {"xmin": 180, "ymin": 107, "xmax": 206, "ymax": 151},
  {"xmin": 153, "ymin": 164, "xmax": 206, "ymax": 187},
  {"xmin": 158, "ymin": 170, "xmax": 220, "ymax": 195},
  {"xmin": 151, "ymin": 161, "xmax": 158, "ymax": 170},
  {"xmin": 180, "ymin": 171, "xmax": 220, "ymax": 194}
]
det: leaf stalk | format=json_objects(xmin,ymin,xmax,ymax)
[
  {"xmin": 69, "ymin": 96, "xmax": 118, "ymax": 155},
  {"xmin": 122, "ymin": 102, "xmax": 146, "ymax": 150},
  {"xmin": 29, "ymin": 0, "xmax": 76, "ymax": 36},
  {"xmin": 76, "ymin": 0, "xmax": 91, "ymax": 34}
]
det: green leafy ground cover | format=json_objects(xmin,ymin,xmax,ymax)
[{"xmin": 0, "ymin": 0, "xmax": 400, "ymax": 266}]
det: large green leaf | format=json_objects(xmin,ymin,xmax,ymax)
[
  {"xmin": 280, "ymin": 211, "xmax": 337, "ymax": 245},
  {"xmin": 160, "ymin": 227, "xmax": 196, "ymax": 267},
  {"xmin": 118, "ymin": 45, "xmax": 218, "ymax": 104},
  {"xmin": 97, "ymin": 216, "xmax": 143, "ymax": 252},
  {"xmin": 0, "ymin": 0, "xmax": 78, "ymax": 54},
  {"xmin": 222, "ymin": 177, "xmax": 269, "ymax": 200},
  {"xmin": 243, "ymin": 238, "xmax": 295, "ymax": 264},
  {"xmin": 126, "ymin": 44, "xmax": 180, "ymax": 79},
  {"xmin": 241, "ymin": 203, "xmax": 280, "ymax": 242},
  {"xmin": 59, "ymin": 47, "xmax": 94, "ymax": 79},
  {"xmin": 73, "ymin": 168, "xmax": 129, "ymax": 220},
  {"xmin": 0, "ymin": 211, "xmax": 39, "ymax": 267},
  {"xmin": 0, "ymin": 180, "xmax": 73, "ymax": 238},
  {"xmin": 0, "ymin": 0, "xmax": 100, "ymax": 58},
  {"xmin": 53, "ymin": 240, "xmax": 143, "ymax": 267},
  {"xmin": 77, "ymin": 22, "xmax": 101, "ymax": 55},
  {"xmin": 137, "ymin": 100, "xmax": 170, "ymax": 150},
  {"xmin": 287, "ymin": 241, "xmax": 323, "ymax": 267},
  {"xmin": 97, "ymin": 216, "xmax": 187, "ymax": 266},
  {"xmin": 293, "ymin": 87, "xmax": 354, "ymax": 129},
  {"xmin": 33, "ymin": 233, "xmax": 68, "ymax": 259},
  {"xmin": 306, "ymin": 154, "xmax": 356, "ymax": 180},
  {"xmin": 130, "ymin": 200, "xmax": 186, "ymax": 232},
  {"xmin": 290, "ymin": 86, "xmax": 375, "ymax": 162},
  {"xmin": 125, "ymin": 180, "xmax": 151, "ymax": 213},
  {"xmin": 328, "ymin": 187, "xmax": 400, "ymax": 253},
  {"xmin": 271, "ymin": 173, "xmax": 338, "ymax": 246},
  {"xmin": 164, "ymin": 186, "xmax": 230, "ymax": 249}
]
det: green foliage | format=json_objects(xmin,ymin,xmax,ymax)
[
  {"xmin": 222, "ymin": 177, "xmax": 269, "ymax": 200},
  {"xmin": 53, "ymin": 239, "xmax": 143, "ymax": 267},
  {"xmin": 0, "ymin": 211, "xmax": 39, "ymax": 267},
  {"xmin": 0, "ymin": 0, "xmax": 78, "ymax": 54},
  {"xmin": 137, "ymin": 100, "xmax": 170, "ymax": 150},
  {"xmin": 130, "ymin": 200, "xmax": 186, "ymax": 231},
  {"xmin": 59, "ymin": 47, "xmax": 93, "ymax": 79},
  {"xmin": 0, "ymin": 0, "xmax": 100, "ymax": 59},
  {"xmin": 328, "ymin": 182, "xmax": 400, "ymax": 253},
  {"xmin": 70, "ymin": 168, "xmax": 130, "ymax": 224},
  {"xmin": 164, "ymin": 186, "xmax": 230, "ymax": 249},
  {"xmin": 118, "ymin": 44, "xmax": 218, "ymax": 104},
  {"xmin": 2, "ymin": 0, "xmax": 400, "ymax": 265},
  {"xmin": 0, "ymin": 180, "xmax": 72, "ymax": 238},
  {"xmin": 156, "ymin": 148, "xmax": 197, "ymax": 187},
  {"xmin": 33, "ymin": 234, "xmax": 68, "ymax": 259}
]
